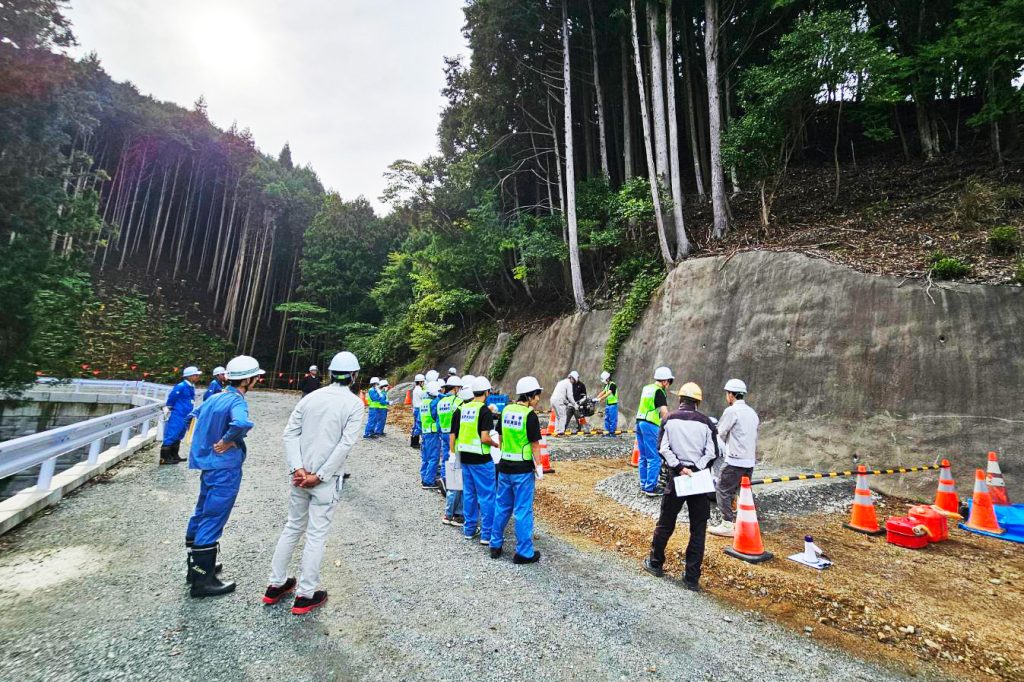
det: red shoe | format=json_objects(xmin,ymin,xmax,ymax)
[
  {"xmin": 292, "ymin": 590, "xmax": 328, "ymax": 615},
  {"xmin": 262, "ymin": 577, "xmax": 296, "ymax": 605}
]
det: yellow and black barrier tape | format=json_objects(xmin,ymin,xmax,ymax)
[
  {"xmin": 549, "ymin": 429, "xmax": 637, "ymax": 437},
  {"xmin": 748, "ymin": 464, "xmax": 941, "ymax": 486}
]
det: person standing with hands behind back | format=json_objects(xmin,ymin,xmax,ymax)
[{"xmin": 264, "ymin": 351, "xmax": 365, "ymax": 615}]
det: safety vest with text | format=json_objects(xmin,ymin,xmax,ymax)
[
  {"xmin": 419, "ymin": 396, "xmax": 437, "ymax": 433},
  {"xmin": 436, "ymin": 394, "xmax": 457, "ymax": 433},
  {"xmin": 636, "ymin": 383, "xmax": 664, "ymax": 426},
  {"xmin": 455, "ymin": 401, "xmax": 490, "ymax": 455},
  {"xmin": 499, "ymin": 403, "xmax": 534, "ymax": 462},
  {"xmin": 604, "ymin": 382, "xmax": 618, "ymax": 406}
]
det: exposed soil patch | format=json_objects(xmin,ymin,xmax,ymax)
[{"xmin": 535, "ymin": 458, "xmax": 1024, "ymax": 682}]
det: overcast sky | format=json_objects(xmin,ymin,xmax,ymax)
[{"xmin": 66, "ymin": 0, "xmax": 468, "ymax": 213}]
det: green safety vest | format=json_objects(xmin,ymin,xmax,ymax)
[
  {"xmin": 419, "ymin": 396, "xmax": 437, "ymax": 433},
  {"xmin": 637, "ymin": 383, "xmax": 664, "ymax": 426},
  {"xmin": 455, "ymin": 401, "xmax": 490, "ymax": 455},
  {"xmin": 368, "ymin": 388, "xmax": 385, "ymax": 410},
  {"xmin": 436, "ymin": 394, "xmax": 456, "ymax": 433},
  {"xmin": 499, "ymin": 403, "xmax": 534, "ymax": 462},
  {"xmin": 604, "ymin": 382, "xmax": 618, "ymax": 406}
]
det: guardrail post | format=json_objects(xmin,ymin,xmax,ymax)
[
  {"xmin": 37, "ymin": 456, "xmax": 57, "ymax": 491},
  {"xmin": 118, "ymin": 426, "xmax": 131, "ymax": 449},
  {"xmin": 142, "ymin": 418, "xmax": 151, "ymax": 438},
  {"xmin": 87, "ymin": 438, "xmax": 103, "ymax": 464},
  {"xmin": 157, "ymin": 417, "xmax": 164, "ymax": 440}
]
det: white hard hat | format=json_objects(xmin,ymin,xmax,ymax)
[
  {"xmin": 379, "ymin": 379, "xmax": 390, "ymax": 387},
  {"xmin": 425, "ymin": 380, "xmax": 440, "ymax": 396},
  {"xmin": 600, "ymin": 371, "xmax": 611, "ymax": 382},
  {"xmin": 568, "ymin": 370, "xmax": 579, "ymax": 380},
  {"xmin": 448, "ymin": 367, "xmax": 458, "ymax": 375},
  {"xmin": 212, "ymin": 366, "xmax": 226, "ymax": 376},
  {"xmin": 724, "ymin": 378, "xmax": 748, "ymax": 394},
  {"xmin": 309, "ymin": 365, "xmax": 318, "ymax": 372},
  {"xmin": 182, "ymin": 366, "xmax": 202, "ymax": 378},
  {"xmin": 461, "ymin": 374, "xmax": 475, "ymax": 386},
  {"xmin": 654, "ymin": 366, "xmax": 674, "ymax": 381},
  {"xmin": 471, "ymin": 376, "xmax": 492, "ymax": 393},
  {"xmin": 414, "ymin": 373, "xmax": 426, "ymax": 382},
  {"xmin": 445, "ymin": 375, "xmax": 462, "ymax": 388},
  {"xmin": 515, "ymin": 376, "xmax": 542, "ymax": 395},
  {"xmin": 225, "ymin": 355, "xmax": 264, "ymax": 380},
  {"xmin": 328, "ymin": 351, "xmax": 360, "ymax": 373},
  {"xmin": 370, "ymin": 377, "xmax": 380, "ymax": 385},
  {"xmin": 425, "ymin": 370, "xmax": 439, "ymax": 382},
  {"xmin": 458, "ymin": 387, "xmax": 474, "ymax": 401}
]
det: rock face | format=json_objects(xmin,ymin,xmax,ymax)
[{"xmin": 443, "ymin": 251, "xmax": 1023, "ymax": 499}]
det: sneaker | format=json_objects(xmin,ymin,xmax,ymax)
[
  {"xmin": 512, "ymin": 551, "xmax": 541, "ymax": 564},
  {"xmin": 451, "ymin": 515, "xmax": 465, "ymax": 527},
  {"xmin": 489, "ymin": 547, "xmax": 502, "ymax": 559},
  {"xmin": 262, "ymin": 577, "xmax": 296, "ymax": 605},
  {"xmin": 291, "ymin": 590, "xmax": 328, "ymax": 615},
  {"xmin": 642, "ymin": 558, "xmax": 664, "ymax": 578},
  {"xmin": 465, "ymin": 528, "xmax": 481, "ymax": 540},
  {"xmin": 421, "ymin": 481, "xmax": 440, "ymax": 490},
  {"xmin": 643, "ymin": 490, "xmax": 661, "ymax": 498},
  {"xmin": 479, "ymin": 537, "xmax": 490, "ymax": 546},
  {"xmin": 708, "ymin": 521, "xmax": 735, "ymax": 538}
]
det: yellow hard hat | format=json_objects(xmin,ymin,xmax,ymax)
[{"xmin": 676, "ymin": 382, "xmax": 703, "ymax": 401}]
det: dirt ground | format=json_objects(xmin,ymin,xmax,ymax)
[{"xmin": 534, "ymin": 458, "xmax": 1024, "ymax": 682}]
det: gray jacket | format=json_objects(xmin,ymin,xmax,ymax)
[
  {"xmin": 283, "ymin": 384, "xmax": 365, "ymax": 481},
  {"xmin": 658, "ymin": 407, "xmax": 720, "ymax": 472}
]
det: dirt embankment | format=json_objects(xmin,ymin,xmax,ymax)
[{"xmin": 535, "ymin": 457, "xmax": 1024, "ymax": 682}]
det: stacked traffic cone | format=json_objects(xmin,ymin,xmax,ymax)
[
  {"xmin": 360, "ymin": 390, "xmax": 368, "ymax": 406},
  {"xmin": 962, "ymin": 469, "xmax": 1005, "ymax": 535},
  {"xmin": 724, "ymin": 477, "xmax": 773, "ymax": 563},
  {"xmin": 404, "ymin": 390, "xmax": 412, "ymax": 406},
  {"xmin": 986, "ymin": 452, "xmax": 1010, "ymax": 505},
  {"xmin": 538, "ymin": 437, "xmax": 555, "ymax": 474},
  {"xmin": 843, "ymin": 465, "xmax": 884, "ymax": 535},
  {"xmin": 933, "ymin": 459, "xmax": 959, "ymax": 515},
  {"xmin": 545, "ymin": 408, "xmax": 557, "ymax": 436},
  {"xmin": 629, "ymin": 439, "xmax": 640, "ymax": 467}
]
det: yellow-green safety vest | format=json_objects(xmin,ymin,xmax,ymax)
[
  {"xmin": 436, "ymin": 394, "xmax": 457, "ymax": 433},
  {"xmin": 499, "ymin": 403, "xmax": 533, "ymax": 462},
  {"xmin": 419, "ymin": 396, "xmax": 437, "ymax": 433},
  {"xmin": 455, "ymin": 401, "xmax": 490, "ymax": 455},
  {"xmin": 604, "ymin": 382, "xmax": 618, "ymax": 406},
  {"xmin": 636, "ymin": 383, "xmax": 664, "ymax": 426}
]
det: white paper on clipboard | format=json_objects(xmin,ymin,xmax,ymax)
[
  {"xmin": 673, "ymin": 468, "xmax": 715, "ymax": 497},
  {"xmin": 445, "ymin": 457, "xmax": 463, "ymax": 491}
]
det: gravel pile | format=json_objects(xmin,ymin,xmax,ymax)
[
  {"xmin": 546, "ymin": 434, "xmax": 630, "ymax": 462},
  {"xmin": 0, "ymin": 391, "xmax": 906, "ymax": 681}
]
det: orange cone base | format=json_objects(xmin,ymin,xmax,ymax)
[
  {"xmin": 843, "ymin": 522, "xmax": 885, "ymax": 536},
  {"xmin": 724, "ymin": 547, "xmax": 773, "ymax": 564}
]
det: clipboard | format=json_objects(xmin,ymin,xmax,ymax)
[{"xmin": 673, "ymin": 468, "xmax": 715, "ymax": 497}]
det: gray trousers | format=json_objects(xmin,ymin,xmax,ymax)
[
  {"xmin": 269, "ymin": 476, "xmax": 342, "ymax": 598},
  {"xmin": 716, "ymin": 464, "xmax": 753, "ymax": 522},
  {"xmin": 553, "ymin": 403, "xmax": 571, "ymax": 434}
]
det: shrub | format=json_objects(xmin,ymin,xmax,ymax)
[
  {"xmin": 988, "ymin": 226, "xmax": 1021, "ymax": 256},
  {"xmin": 489, "ymin": 332, "xmax": 523, "ymax": 383},
  {"xmin": 602, "ymin": 269, "xmax": 665, "ymax": 374},
  {"xmin": 930, "ymin": 257, "xmax": 971, "ymax": 280}
]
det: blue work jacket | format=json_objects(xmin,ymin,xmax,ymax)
[
  {"xmin": 166, "ymin": 380, "xmax": 196, "ymax": 418},
  {"xmin": 203, "ymin": 379, "xmax": 224, "ymax": 401},
  {"xmin": 188, "ymin": 387, "xmax": 254, "ymax": 470}
]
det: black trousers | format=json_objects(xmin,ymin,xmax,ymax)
[{"xmin": 649, "ymin": 491, "xmax": 711, "ymax": 584}]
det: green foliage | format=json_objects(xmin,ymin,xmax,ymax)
[
  {"xmin": 988, "ymin": 226, "xmax": 1021, "ymax": 256},
  {"xmin": 929, "ymin": 257, "xmax": 971, "ymax": 280},
  {"xmin": 489, "ymin": 333, "xmax": 523, "ymax": 383},
  {"xmin": 1014, "ymin": 258, "xmax": 1024, "ymax": 284},
  {"xmin": 602, "ymin": 268, "xmax": 665, "ymax": 374}
]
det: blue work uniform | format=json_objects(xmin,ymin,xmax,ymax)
[
  {"xmin": 164, "ymin": 379, "xmax": 196, "ymax": 446},
  {"xmin": 363, "ymin": 387, "xmax": 381, "ymax": 438},
  {"xmin": 203, "ymin": 379, "xmax": 224, "ymax": 402},
  {"xmin": 375, "ymin": 389, "xmax": 390, "ymax": 435},
  {"xmin": 490, "ymin": 404, "xmax": 542, "ymax": 560},
  {"xmin": 184, "ymin": 387, "xmax": 254, "ymax": 547},
  {"xmin": 419, "ymin": 395, "xmax": 440, "ymax": 486}
]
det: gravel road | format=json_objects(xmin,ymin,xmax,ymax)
[{"xmin": 0, "ymin": 391, "xmax": 910, "ymax": 681}]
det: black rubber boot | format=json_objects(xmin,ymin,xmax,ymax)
[
  {"xmin": 170, "ymin": 442, "xmax": 186, "ymax": 463},
  {"xmin": 189, "ymin": 544, "xmax": 235, "ymax": 598},
  {"xmin": 159, "ymin": 446, "xmax": 180, "ymax": 465},
  {"xmin": 185, "ymin": 540, "xmax": 223, "ymax": 583},
  {"xmin": 410, "ymin": 435, "xmax": 420, "ymax": 449}
]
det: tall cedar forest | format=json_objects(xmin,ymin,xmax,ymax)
[{"xmin": 1, "ymin": 0, "xmax": 1022, "ymax": 389}]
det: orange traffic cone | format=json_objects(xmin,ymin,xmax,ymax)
[
  {"xmin": 724, "ymin": 477, "xmax": 773, "ymax": 563},
  {"xmin": 963, "ymin": 469, "xmax": 1005, "ymax": 534},
  {"xmin": 629, "ymin": 440, "xmax": 640, "ymax": 467},
  {"xmin": 360, "ymin": 390, "xmax": 368, "ymax": 406},
  {"xmin": 539, "ymin": 437, "xmax": 555, "ymax": 474},
  {"xmin": 933, "ymin": 459, "xmax": 959, "ymax": 514},
  {"xmin": 986, "ymin": 452, "xmax": 1010, "ymax": 506},
  {"xmin": 843, "ymin": 465, "xmax": 884, "ymax": 535},
  {"xmin": 545, "ymin": 408, "xmax": 557, "ymax": 436},
  {"xmin": 404, "ymin": 390, "xmax": 412, "ymax": 406}
]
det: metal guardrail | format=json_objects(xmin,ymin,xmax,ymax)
[{"xmin": 0, "ymin": 379, "xmax": 170, "ymax": 493}]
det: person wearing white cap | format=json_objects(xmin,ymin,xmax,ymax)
[
  {"xmin": 204, "ymin": 366, "xmax": 227, "ymax": 402},
  {"xmin": 596, "ymin": 370, "xmax": 619, "ymax": 436},
  {"xmin": 709, "ymin": 379, "xmax": 760, "ymax": 538},
  {"xmin": 264, "ymin": 351, "xmax": 364, "ymax": 615},
  {"xmin": 185, "ymin": 355, "xmax": 264, "ymax": 598},
  {"xmin": 298, "ymin": 365, "xmax": 321, "ymax": 396},
  {"xmin": 410, "ymin": 374, "xmax": 426, "ymax": 449},
  {"xmin": 363, "ymin": 377, "xmax": 382, "ymax": 439},
  {"xmin": 375, "ymin": 378, "xmax": 391, "ymax": 436},
  {"xmin": 418, "ymin": 380, "xmax": 442, "ymax": 489},
  {"xmin": 438, "ymin": 375, "xmax": 464, "ymax": 525},
  {"xmin": 550, "ymin": 371, "xmax": 580, "ymax": 435},
  {"xmin": 635, "ymin": 366, "xmax": 674, "ymax": 495},
  {"xmin": 451, "ymin": 376, "xmax": 498, "ymax": 545},
  {"xmin": 447, "ymin": 367, "xmax": 458, "ymax": 377},
  {"xmin": 161, "ymin": 365, "xmax": 203, "ymax": 464}
]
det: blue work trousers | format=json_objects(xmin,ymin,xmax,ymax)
[
  {"xmin": 637, "ymin": 420, "xmax": 661, "ymax": 493},
  {"xmin": 490, "ymin": 471, "xmax": 536, "ymax": 559},
  {"xmin": 185, "ymin": 467, "xmax": 243, "ymax": 546},
  {"xmin": 445, "ymin": 489, "xmax": 464, "ymax": 518},
  {"xmin": 420, "ymin": 432, "xmax": 440, "ymax": 485},
  {"xmin": 163, "ymin": 413, "xmax": 191, "ymax": 446},
  {"xmin": 438, "ymin": 433, "xmax": 450, "ymax": 482},
  {"xmin": 411, "ymin": 408, "xmax": 422, "ymax": 437},
  {"xmin": 604, "ymin": 405, "xmax": 619, "ymax": 435},
  {"xmin": 375, "ymin": 408, "xmax": 388, "ymax": 435},
  {"xmin": 462, "ymin": 461, "xmax": 495, "ymax": 542},
  {"xmin": 363, "ymin": 408, "xmax": 378, "ymax": 438}
]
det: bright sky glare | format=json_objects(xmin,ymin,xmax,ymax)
[{"xmin": 66, "ymin": 0, "xmax": 468, "ymax": 213}]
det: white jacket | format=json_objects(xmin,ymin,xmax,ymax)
[
  {"xmin": 551, "ymin": 378, "xmax": 577, "ymax": 408},
  {"xmin": 283, "ymin": 384, "xmax": 365, "ymax": 481},
  {"xmin": 412, "ymin": 385, "xmax": 424, "ymax": 407},
  {"xmin": 718, "ymin": 400, "xmax": 759, "ymax": 468}
]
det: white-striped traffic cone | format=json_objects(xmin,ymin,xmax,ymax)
[
  {"xmin": 723, "ymin": 477, "xmax": 773, "ymax": 564},
  {"xmin": 986, "ymin": 452, "xmax": 1010, "ymax": 506}
]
